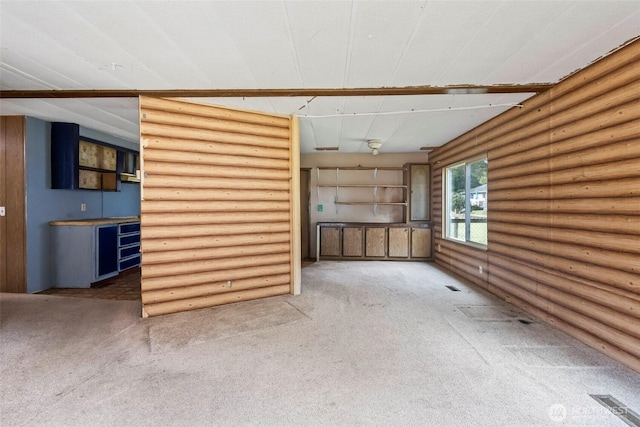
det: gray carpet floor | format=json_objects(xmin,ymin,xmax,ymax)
[{"xmin": 1, "ymin": 261, "xmax": 639, "ymax": 426}]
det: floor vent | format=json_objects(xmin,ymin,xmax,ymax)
[
  {"xmin": 518, "ymin": 319, "xmax": 533, "ymax": 325},
  {"xmin": 446, "ymin": 285, "xmax": 461, "ymax": 292},
  {"xmin": 590, "ymin": 395, "xmax": 640, "ymax": 427}
]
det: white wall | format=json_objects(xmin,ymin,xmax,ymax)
[{"xmin": 301, "ymin": 152, "xmax": 428, "ymax": 256}]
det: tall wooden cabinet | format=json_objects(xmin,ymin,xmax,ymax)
[{"xmin": 404, "ymin": 163, "xmax": 430, "ymax": 222}]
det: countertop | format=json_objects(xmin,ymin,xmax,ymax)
[{"xmin": 49, "ymin": 216, "xmax": 140, "ymax": 226}]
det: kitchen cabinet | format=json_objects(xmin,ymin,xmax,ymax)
[
  {"xmin": 404, "ymin": 163, "xmax": 430, "ymax": 222},
  {"xmin": 51, "ymin": 122, "xmax": 140, "ymax": 191},
  {"xmin": 318, "ymin": 222, "xmax": 432, "ymax": 261},
  {"xmin": 97, "ymin": 225, "xmax": 118, "ymax": 277},
  {"xmin": 118, "ymin": 222, "xmax": 141, "ymax": 271},
  {"xmin": 388, "ymin": 227, "xmax": 409, "ymax": 258},
  {"xmin": 50, "ymin": 218, "xmax": 140, "ymax": 288},
  {"xmin": 365, "ymin": 227, "xmax": 386, "ymax": 257},
  {"xmin": 342, "ymin": 227, "xmax": 363, "ymax": 257}
]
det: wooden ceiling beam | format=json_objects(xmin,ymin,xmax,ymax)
[{"xmin": 0, "ymin": 84, "xmax": 554, "ymax": 99}]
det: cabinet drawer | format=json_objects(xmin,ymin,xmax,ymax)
[
  {"xmin": 119, "ymin": 222, "xmax": 140, "ymax": 234},
  {"xmin": 119, "ymin": 245, "xmax": 140, "ymax": 258},
  {"xmin": 119, "ymin": 233, "xmax": 140, "ymax": 246},
  {"xmin": 119, "ymin": 254, "xmax": 141, "ymax": 271}
]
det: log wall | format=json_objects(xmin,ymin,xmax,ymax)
[
  {"xmin": 139, "ymin": 97, "xmax": 295, "ymax": 317},
  {"xmin": 429, "ymin": 39, "xmax": 640, "ymax": 372}
]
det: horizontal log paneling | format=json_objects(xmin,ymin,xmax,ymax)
[
  {"xmin": 144, "ymin": 150, "xmax": 288, "ymax": 171},
  {"xmin": 429, "ymin": 39, "xmax": 640, "ymax": 371},
  {"xmin": 142, "ymin": 222, "xmax": 291, "ymax": 239},
  {"xmin": 141, "ymin": 122, "xmax": 289, "ymax": 149},
  {"xmin": 144, "ymin": 161, "xmax": 290, "ymax": 181},
  {"xmin": 143, "ymin": 284, "xmax": 291, "ymax": 317},
  {"xmin": 141, "ymin": 190, "xmax": 289, "ymax": 203},
  {"xmin": 141, "ymin": 232, "xmax": 291, "ymax": 253},
  {"xmin": 490, "ymin": 222, "xmax": 640, "ymax": 255},
  {"xmin": 142, "ymin": 253, "xmax": 291, "ymax": 279},
  {"xmin": 490, "ymin": 212, "xmax": 640, "ymax": 236},
  {"xmin": 142, "ymin": 242, "xmax": 290, "ymax": 265},
  {"xmin": 490, "ymin": 177, "xmax": 640, "ymax": 201},
  {"xmin": 144, "ymin": 175, "xmax": 290, "ymax": 191},
  {"xmin": 140, "ymin": 96, "xmax": 291, "ymax": 127},
  {"xmin": 142, "ymin": 136, "xmax": 290, "ymax": 161},
  {"xmin": 141, "ymin": 109, "xmax": 290, "ymax": 138},
  {"xmin": 140, "ymin": 96, "xmax": 293, "ymax": 317},
  {"xmin": 141, "ymin": 211, "xmax": 290, "ymax": 226},
  {"xmin": 142, "ymin": 274, "xmax": 291, "ymax": 304},
  {"xmin": 142, "ymin": 200, "xmax": 288, "ymax": 214},
  {"xmin": 142, "ymin": 263, "xmax": 292, "ymax": 291},
  {"xmin": 490, "ymin": 197, "xmax": 640, "ymax": 214},
  {"xmin": 490, "ymin": 157, "xmax": 640, "ymax": 191},
  {"xmin": 489, "ymin": 239, "xmax": 639, "ymax": 291}
]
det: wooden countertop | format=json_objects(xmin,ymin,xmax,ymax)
[
  {"xmin": 49, "ymin": 216, "xmax": 140, "ymax": 226},
  {"xmin": 317, "ymin": 221, "xmax": 432, "ymax": 228}
]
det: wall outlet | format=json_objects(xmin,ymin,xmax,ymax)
[
  {"xmin": 437, "ymin": 244, "xmax": 442, "ymax": 252},
  {"xmin": 81, "ymin": 203, "xmax": 86, "ymax": 212},
  {"xmin": 479, "ymin": 266, "xmax": 483, "ymax": 275}
]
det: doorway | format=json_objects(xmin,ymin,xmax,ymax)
[
  {"xmin": 0, "ymin": 116, "xmax": 27, "ymax": 293},
  {"xmin": 300, "ymin": 168, "xmax": 311, "ymax": 261}
]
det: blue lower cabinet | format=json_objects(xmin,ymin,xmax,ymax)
[
  {"xmin": 118, "ymin": 222, "xmax": 141, "ymax": 272},
  {"xmin": 97, "ymin": 225, "xmax": 119, "ymax": 277}
]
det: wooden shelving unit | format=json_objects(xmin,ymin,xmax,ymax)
[{"xmin": 316, "ymin": 166, "xmax": 407, "ymax": 214}]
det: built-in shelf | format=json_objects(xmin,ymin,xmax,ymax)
[
  {"xmin": 335, "ymin": 202, "xmax": 408, "ymax": 206},
  {"xmin": 317, "ymin": 166, "xmax": 406, "ymax": 171},
  {"xmin": 317, "ymin": 184, "xmax": 407, "ymax": 188},
  {"xmin": 316, "ymin": 165, "xmax": 407, "ymax": 214}
]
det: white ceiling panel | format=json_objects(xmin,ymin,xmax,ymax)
[{"xmin": 1, "ymin": 1, "xmax": 638, "ymax": 153}]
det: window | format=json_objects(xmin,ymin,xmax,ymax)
[{"xmin": 444, "ymin": 157, "xmax": 488, "ymax": 246}]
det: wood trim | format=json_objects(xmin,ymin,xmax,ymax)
[
  {"xmin": 290, "ymin": 115, "xmax": 302, "ymax": 295},
  {"xmin": 1, "ymin": 84, "xmax": 554, "ymax": 99},
  {"xmin": 0, "ymin": 116, "xmax": 27, "ymax": 293}
]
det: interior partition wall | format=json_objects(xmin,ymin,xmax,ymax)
[
  {"xmin": 429, "ymin": 39, "xmax": 640, "ymax": 372},
  {"xmin": 139, "ymin": 96, "xmax": 299, "ymax": 317}
]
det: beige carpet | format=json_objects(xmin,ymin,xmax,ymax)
[{"xmin": 2, "ymin": 261, "xmax": 639, "ymax": 426}]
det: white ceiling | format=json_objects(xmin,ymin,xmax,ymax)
[{"xmin": 1, "ymin": 1, "xmax": 639, "ymax": 154}]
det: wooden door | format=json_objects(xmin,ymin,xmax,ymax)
[
  {"xmin": 342, "ymin": 227, "xmax": 363, "ymax": 257},
  {"xmin": 388, "ymin": 227, "xmax": 409, "ymax": 258},
  {"xmin": 0, "ymin": 116, "xmax": 27, "ymax": 293},
  {"xmin": 320, "ymin": 226, "xmax": 340, "ymax": 257},
  {"xmin": 138, "ymin": 97, "xmax": 300, "ymax": 317},
  {"xmin": 300, "ymin": 169, "xmax": 311, "ymax": 259},
  {"xmin": 365, "ymin": 227, "xmax": 386, "ymax": 257},
  {"xmin": 411, "ymin": 228, "xmax": 432, "ymax": 258}
]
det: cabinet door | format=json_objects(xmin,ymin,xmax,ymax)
[
  {"xmin": 320, "ymin": 227, "xmax": 341, "ymax": 257},
  {"xmin": 342, "ymin": 227, "xmax": 363, "ymax": 257},
  {"xmin": 409, "ymin": 164, "xmax": 430, "ymax": 221},
  {"xmin": 365, "ymin": 227, "xmax": 386, "ymax": 257},
  {"xmin": 388, "ymin": 227, "xmax": 409, "ymax": 258},
  {"xmin": 411, "ymin": 228, "xmax": 432, "ymax": 258},
  {"xmin": 96, "ymin": 225, "xmax": 118, "ymax": 278}
]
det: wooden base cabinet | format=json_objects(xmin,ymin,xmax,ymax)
[{"xmin": 318, "ymin": 222, "xmax": 432, "ymax": 261}]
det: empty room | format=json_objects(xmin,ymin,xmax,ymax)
[{"xmin": 1, "ymin": 1, "xmax": 640, "ymax": 426}]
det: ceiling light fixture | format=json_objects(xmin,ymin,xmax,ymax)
[{"xmin": 367, "ymin": 139, "xmax": 382, "ymax": 155}]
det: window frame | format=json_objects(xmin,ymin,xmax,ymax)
[{"xmin": 442, "ymin": 155, "xmax": 488, "ymax": 250}]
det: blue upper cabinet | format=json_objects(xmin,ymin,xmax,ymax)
[
  {"xmin": 51, "ymin": 122, "xmax": 81, "ymax": 189},
  {"xmin": 51, "ymin": 122, "xmax": 129, "ymax": 192}
]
